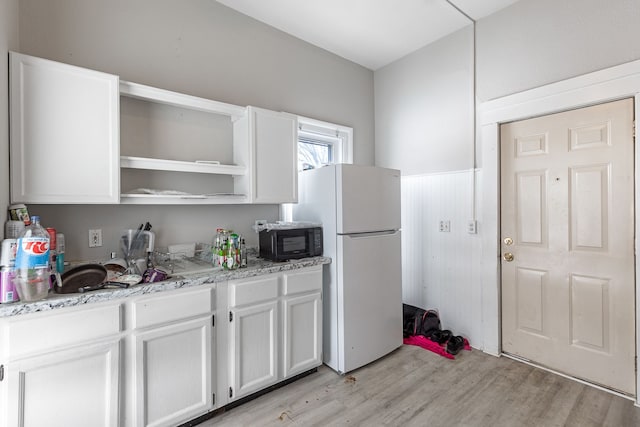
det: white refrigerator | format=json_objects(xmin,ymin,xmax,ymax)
[{"xmin": 292, "ymin": 164, "xmax": 403, "ymax": 374}]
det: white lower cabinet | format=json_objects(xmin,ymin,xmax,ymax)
[
  {"xmin": 227, "ymin": 266, "xmax": 323, "ymax": 402},
  {"xmin": 0, "ymin": 265, "xmax": 323, "ymax": 426},
  {"xmin": 3, "ymin": 339, "xmax": 120, "ymax": 427},
  {"xmin": 126, "ymin": 285, "xmax": 215, "ymax": 427},
  {"xmin": 0, "ymin": 302, "xmax": 123, "ymax": 427},
  {"xmin": 282, "ymin": 292, "xmax": 322, "ymax": 378},
  {"xmin": 133, "ymin": 317, "xmax": 213, "ymax": 427},
  {"xmin": 229, "ymin": 300, "xmax": 278, "ymax": 400},
  {"xmin": 281, "ymin": 267, "xmax": 323, "ymax": 378}
]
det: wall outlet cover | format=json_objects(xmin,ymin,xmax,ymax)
[{"xmin": 89, "ymin": 229, "xmax": 103, "ymax": 248}]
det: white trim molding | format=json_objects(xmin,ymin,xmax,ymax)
[{"xmin": 479, "ymin": 59, "xmax": 640, "ymax": 403}]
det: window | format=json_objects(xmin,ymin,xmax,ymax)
[
  {"xmin": 297, "ymin": 117, "xmax": 353, "ymax": 170},
  {"xmin": 298, "ymin": 134, "xmax": 333, "ymax": 171},
  {"xmin": 280, "ymin": 116, "xmax": 353, "ymax": 221}
]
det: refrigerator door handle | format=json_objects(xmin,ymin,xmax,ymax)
[{"xmin": 343, "ymin": 230, "xmax": 399, "ymax": 239}]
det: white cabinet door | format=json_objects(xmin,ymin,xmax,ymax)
[
  {"xmin": 9, "ymin": 51, "xmax": 119, "ymax": 203},
  {"xmin": 282, "ymin": 292, "xmax": 322, "ymax": 378},
  {"xmin": 229, "ymin": 301, "xmax": 278, "ymax": 400},
  {"xmin": 235, "ymin": 107, "xmax": 298, "ymax": 204},
  {"xmin": 2, "ymin": 339, "xmax": 120, "ymax": 427},
  {"xmin": 133, "ymin": 317, "xmax": 213, "ymax": 427}
]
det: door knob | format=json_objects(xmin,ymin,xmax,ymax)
[{"xmin": 503, "ymin": 252, "xmax": 514, "ymax": 262}]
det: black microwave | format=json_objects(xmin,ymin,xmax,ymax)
[{"xmin": 259, "ymin": 227, "xmax": 323, "ymax": 262}]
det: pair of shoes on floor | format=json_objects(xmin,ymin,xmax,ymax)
[
  {"xmin": 426, "ymin": 329, "xmax": 465, "ymax": 355},
  {"xmin": 427, "ymin": 329, "xmax": 452, "ymax": 344},
  {"xmin": 446, "ymin": 335, "xmax": 465, "ymax": 355}
]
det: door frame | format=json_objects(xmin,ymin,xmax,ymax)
[{"xmin": 479, "ymin": 60, "xmax": 640, "ymax": 402}]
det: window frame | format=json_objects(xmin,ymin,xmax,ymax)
[
  {"xmin": 297, "ymin": 116, "xmax": 353, "ymax": 166},
  {"xmin": 280, "ymin": 116, "xmax": 353, "ymax": 221}
]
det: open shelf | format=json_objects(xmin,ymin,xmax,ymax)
[
  {"xmin": 120, "ymin": 193, "xmax": 247, "ymax": 205},
  {"xmin": 119, "ymin": 81, "xmax": 246, "ymax": 119},
  {"xmin": 120, "ymin": 156, "xmax": 246, "ymax": 175},
  {"xmin": 119, "ymin": 80, "xmax": 249, "ymax": 204}
]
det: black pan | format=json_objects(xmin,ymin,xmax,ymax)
[{"xmin": 54, "ymin": 263, "xmax": 132, "ymax": 294}]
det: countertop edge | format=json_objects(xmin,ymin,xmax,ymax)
[{"xmin": 0, "ymin": 256, "xmax": 331, "ymax": 318}]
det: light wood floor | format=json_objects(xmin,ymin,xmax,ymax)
[{"xmin": 199, "ymin": 345, "xmax": 640, "ymax": 426}]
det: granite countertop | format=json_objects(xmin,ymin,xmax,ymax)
[{"xmin": 0, "ymin": 256, "xmax": 331, "ymax": 318}]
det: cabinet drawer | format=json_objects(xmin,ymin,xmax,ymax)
[
  {"xmin": 131, "ymin": 286, "xmax": 213, "ymax": 329},
  {"xmin": 229, "ymin": 275, "xmax": 279, "ymax": 307},
  {"xmin": 282, "ymin": 266, "xmax": 322, "ymax": 296},
  {"xmin": 2, "ymin": 303, "xmax": 121, "ymax": 360}
]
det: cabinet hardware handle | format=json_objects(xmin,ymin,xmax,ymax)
[
  {"xmin": 229, "ymin": 311, "xmax": 233, "ymax": 322},
  {"xmin": 0, "ymin": 365, "xmax": 4, "ymax": 381},
  {"xmin": 212, "ymin": 315, "xmax": 215, "ymax": 327},
  {"xmin": 229, "ymin": 387, "xmax": 233, "ymax": 398},
  {"xmin": 212, "ymin": 393, "xmax": 216, "ymax": 405}
]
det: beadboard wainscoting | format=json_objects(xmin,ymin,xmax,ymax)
[{"xmin": 401, "ymin": 169, "xmax": 483, "ymax": 347}]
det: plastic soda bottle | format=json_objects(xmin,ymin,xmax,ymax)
[{"xmin": 14, "ymin": 216, "xmax": 51, "ymax": 301}]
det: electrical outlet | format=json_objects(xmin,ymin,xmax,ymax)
[
  {"xmin": 89, "ymin": 229, "xmax": 103, "ymax": 248},
  {"xmin": 467, "ymin": 220, "xmax": 477, "ymax": 234},
  {"xmin": 438, "ymin": 220, "xmax": 451, "ymax": 232}
]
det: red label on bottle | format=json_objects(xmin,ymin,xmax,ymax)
[
  {"xmin": 22, "ymin": 240, "xmax": 49, "ymax": 254},
  {"xmin": 15, "ymin": 237, "xmax": 50, "ymax": 270}
]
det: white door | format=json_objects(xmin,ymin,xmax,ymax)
[
  {"xmin": 338, "ymin": 230, "xmax": 403, "ymax": 373},
  {"xmin": 500, "ymin": 98, "xmax": 635, "ymax": 395},
  {"xmin": 133, "ymin": 317, "xmax": 212, "ymax": 427}
]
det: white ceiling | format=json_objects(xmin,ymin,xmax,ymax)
[{"xmin": 216, "ymin": 0, "xmax": 521, "ymax": 70}]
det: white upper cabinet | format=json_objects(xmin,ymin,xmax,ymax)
[
  {"xmin": 9, "ymin": 53, "xmax": 298, "ymax": 205},
  {"xmin": 9, "ymin": 51, "xmax": 120, "ymax": 203},
  {"xmin": 234, "ymin": 107, "xmax": 298, "ymax": 204}
]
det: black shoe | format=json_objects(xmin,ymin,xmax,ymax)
[
  {"xmin": 428, "ymin": 329, "xmax": 452, "ymax": 344},
  {"xmin": 446, "ymin": 336, "xmax": 464, "ymax": 355}
]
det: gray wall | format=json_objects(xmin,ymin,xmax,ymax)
[
  {"xmin": 375, "ymin": 0, "xmax": 640, "ymax": 176},
  {"xmin": 12, "ymin": 0, "xmax": 374, "ymax": 261},
  {"xmin": 0, "ymin": 0, "xmax": 18, "ymax": 240},
  {"xmin": 374, "ymin": 26, "xmax": 474, "ymax": 175},
  {"xmin": 477, "ymin": 0, "xmax": 640, "ymax": 101}
]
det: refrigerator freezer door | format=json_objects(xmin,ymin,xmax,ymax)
[
  {"xmin": 336, "ymin": 165, "xmax": 401, "ymax": 235},
  {"xmin": 337, "ymin": 230, "xmax": 402, "ymax": 373}
]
